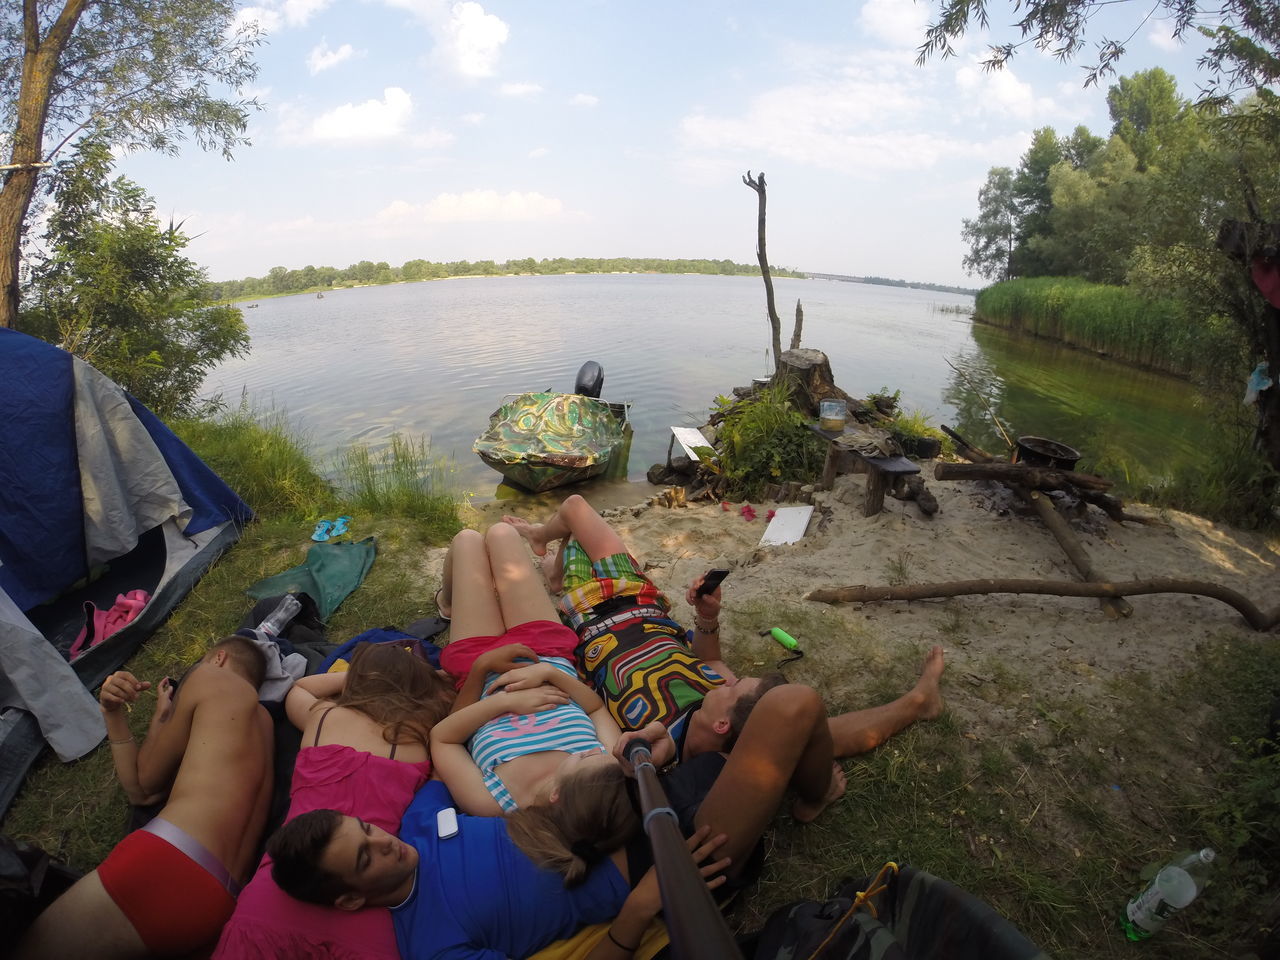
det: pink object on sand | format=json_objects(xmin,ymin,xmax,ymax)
[{"xmin": 69, "ymin": 589, "xmax": 151, "ymax": 660}]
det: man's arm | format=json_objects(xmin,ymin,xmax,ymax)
[
  {"xmin": 684, "ymin": 578, "xmax": 736, "ymax": 681},
  {"xmin": 135, "ymin": 666, "xmax": 209, "ymax": 796},
  {"xmin": 99, "ymin": 671, "xmax": 168, "ymax": 806}
]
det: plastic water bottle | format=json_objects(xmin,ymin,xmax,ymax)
[
  {"xmin": 1121, "ymin": 848, "xmax": 1215, "ymax": 940},
  {"xmin": 258, "ymin": 594, "xmax": 302, "ymax": 636}
]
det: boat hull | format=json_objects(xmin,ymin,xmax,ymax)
[{"xmin": 473, "ymin": 392, "xmax": 629, "ymax": 493}]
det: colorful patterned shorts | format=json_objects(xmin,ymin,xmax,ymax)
[{"xmin": 558, "ymin": 538, "xmax": 671, "ymax": 629}]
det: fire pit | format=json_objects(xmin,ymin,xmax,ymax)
[{"xmin": 1013, "ymin": 436, "xmax": 1082, "ymax": 471}]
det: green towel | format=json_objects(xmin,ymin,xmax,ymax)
[{"xmin": 246, "ymin": 537, "xmax": 377, "ymax": 621}]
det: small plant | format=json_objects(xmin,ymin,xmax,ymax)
[
  {"xmin": 884, "ymin": 548, "xmax": 915, "ymax": 586},
  {"xmin": 711, "ymin": 382, "xmax": 827, "ymax": 499},
  {"xmin": 334, "ymin": 434, "xmax": 462, "ymax": 539},
  {"xmin": 867, "ymin": 386, "xmax": 901, "ymax": 416}
]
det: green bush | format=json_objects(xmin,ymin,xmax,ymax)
[{"xmin": 711, "ymin": 383, "xmax": 827, "ymax": 499}]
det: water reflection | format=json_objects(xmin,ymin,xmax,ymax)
[
  {"xmin": 943, "ymin": 322, "xmax": 1210, "ymax": 488},
  {"xmin": 202, "ymin": 276, "xmax": 1210, "ymax": 501}
]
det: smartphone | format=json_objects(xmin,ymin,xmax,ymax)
[{"xmin": 695, "ymin": 568, "xmax": 730, "ymax": 597}]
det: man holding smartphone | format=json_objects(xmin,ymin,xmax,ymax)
[{"xmin": 500, "ymin": 495, "xmax": 944, "ymax": 772}]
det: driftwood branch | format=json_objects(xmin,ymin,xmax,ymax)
[
  {"xmin": 1079, "ymin": 489, "xmax": 1169, "ymax": 526},
  {"xmin": 806, "ymin": 578, "xmax": 1280, "ymax": 631},
  {"xmin": 790, "ymin": 299, "xmax": 804, "ymax": 350},
  {"xmin": 934, "ymin": 461, "xmax": 1113, "ymax": 492},
  {"xmin": 1017, "ymin": 488, "xmax": 1132, "ymax": 619}
]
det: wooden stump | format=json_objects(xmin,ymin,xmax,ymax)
[{"xmin": 777, "ymin": 348, "xmax": 852, "ymax": 419}]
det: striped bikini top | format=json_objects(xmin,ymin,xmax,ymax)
[{"xmin": 468, "ymin": 657, "xmax": 604, "ymax": 812}]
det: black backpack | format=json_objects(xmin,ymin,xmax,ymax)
[{"xmin": 741, "ymin": 864, "xmax": 1049, "ymax": 960}]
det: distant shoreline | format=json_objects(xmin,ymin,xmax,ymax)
[{"xmin": 218, "ymin": 267, "xmax": 977, "ymax": 306}]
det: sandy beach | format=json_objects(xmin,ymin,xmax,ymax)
[{"xmin": 458, "ymin": 470, "xmax": 1279, "ymax": 740}]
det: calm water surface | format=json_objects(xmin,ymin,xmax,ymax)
[{"xmin": 202, "ymin": 274, "xmax": 1209, "ymax": 501}]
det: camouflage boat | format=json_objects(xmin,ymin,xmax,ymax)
[{"xmin": 473, "ymin": 392, "xmax": 630, "ymax": 493}]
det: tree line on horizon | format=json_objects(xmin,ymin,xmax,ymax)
[{"xmin": 207, "ymin": 257, "xmax": 806, "ymax": 301}]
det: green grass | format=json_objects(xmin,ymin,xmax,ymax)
[
  {"xmin": 974, "ymin": 277, "xmax": 1241, "ymax": 380},
  {"xmin": 722, "ymin": 607, "xmax": 1280, "ymax": 959}
]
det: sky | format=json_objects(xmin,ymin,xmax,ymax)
[{"xmin": 115, "ymin": 0, "xmax": 1216, "ymax": 288}]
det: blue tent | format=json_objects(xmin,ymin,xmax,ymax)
[{"xmin": 0, "ymin": 328, "xmax": 252, "ymax": 816}]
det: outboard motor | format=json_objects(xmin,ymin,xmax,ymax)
[{"xmin": 574, "ymin": 361, "xmax": 604, "ymax": 398}]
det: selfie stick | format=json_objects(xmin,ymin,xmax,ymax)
[{"xmin": 624, "ymin": 739, "xmax": 743, "ymax": 960}]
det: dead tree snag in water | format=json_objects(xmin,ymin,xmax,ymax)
[{"xmin": 743, "ymin": 170, "xmax": 782, "ymax": 372}]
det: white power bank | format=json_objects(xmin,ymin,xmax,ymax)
[{"xmin": 436, "ymin": 806, "xmax": 459, "ymax": 839}]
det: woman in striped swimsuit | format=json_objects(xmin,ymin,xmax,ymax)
[{"xmin": 431, "ymin": 522, "xmax": 623, "ymax": 816}]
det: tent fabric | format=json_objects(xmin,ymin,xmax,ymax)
[
  {"xmin": 0, "ymin": 329, "xmax": 252, "ymax": 611},
  {"xmin": 0, "ymin": 328, "xmax": 253, "ymax": 814},
  {"xmin": 0, "ymin": 591, "xmax": 102, "ymax": 761},
  {"xmin": 246, "ymin": 539, "xmax": 377, "ymax": 622}
]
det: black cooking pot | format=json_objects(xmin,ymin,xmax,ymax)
[{"xmin": 1013, "ymin": 436, "xmax": 1082, "ymax": 471}]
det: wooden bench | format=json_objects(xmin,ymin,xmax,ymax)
[{"xmin": 808, "ymin": 423, "xmax": 921, "ymax": 517}]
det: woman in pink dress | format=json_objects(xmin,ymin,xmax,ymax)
[{"xmin": 212, "ymin": 642, "xmax": 455, "ymax": 960}]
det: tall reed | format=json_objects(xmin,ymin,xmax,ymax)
[
  {"xmin": 335, "ymin": 434, "xmax": 461, "ymax": 540},
  {"xmin": 974, "ymin": 277, "xmax": 1223, "ymax": 378}
]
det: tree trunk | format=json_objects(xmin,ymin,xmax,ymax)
[
  {"xmin": 0, "ymin": 0, "xmax": 89, "ymax": 328},
  {"xmin": 742, "ymin": 171, "xmax": 782, "ymax": 372},
  {"xmin": 934, "ymin": 460, "xmax": 1113, "ymax": 492},
  {"xmin": 805, "ymin": 577, "xmax": 1280, "ymax": 631},
  {"xmin": 777, "ymin": 348, "xmax": 851, "ymax": 419},
  {"xmin": 790, "ymin": 299, "xmax": 804, "ymax": 350}
]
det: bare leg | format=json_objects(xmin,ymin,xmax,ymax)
[
  {"xmin": 484, "ymin": 523, "xmax": 562, "ymax": 628},
  {"xmin": 694, "ymin": 684, "xmax": 845, "ymax": 877},
  {"xmin": 542, "ymin": 538, "xmax": 568, "ymax": 595},
  {"xmin": 442, "ymin": 529, "xmax": 506, "ymax": 641},
  {"xmin": 827, "ymin": 645, "xmax": 945, "ymax": 757},
  {"xmin": 503, "ymin": 493, "xmax": 629, "ymax": 562},
  {"xmin": 15, "ymin": 870, "xmax": 147, "ymax": 960}
]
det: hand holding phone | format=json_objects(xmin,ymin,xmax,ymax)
[{"xmin": 695, "ymin": 568, "xmax": 730, "ymax": 597}]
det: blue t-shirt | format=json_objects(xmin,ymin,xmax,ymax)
[{"xmin": 392, "ymin": 781, "xmax": 631, "ymax": 960}]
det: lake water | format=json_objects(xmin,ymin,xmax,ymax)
[{"xmin": 202, "ymin": 274, "xmax": 1209, "ymax": 502}]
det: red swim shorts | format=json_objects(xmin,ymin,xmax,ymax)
[
  {"xmin": 440, "ymin": 620, "xmax": 580, "ymax": 689},
  {"xmin": 97, "ymin": 827, "xmax": 236, "ymax": 956}
]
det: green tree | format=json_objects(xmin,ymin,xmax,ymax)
[
  {"xmin": 1011, "ymin": 127, "xmax": 1064, "ymax": 276},
  {"xmin": 961, "ymin": 167, "xmax": 1018, "ymax": 281},
  {"xmin": 16, "ymin": 140, "xmax": 248, "ymax": 416},
  {"xmin": 1107, "ymin": 68, "xmax": 1196, "ymax": 171},
  {"xmin": 0, "ymin": 0, "xmax": 260, "ymax": 327}
]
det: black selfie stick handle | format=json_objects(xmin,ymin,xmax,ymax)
[{"xmin": 623, "ymin": 739, "xmax": 743, "ymax": 960}]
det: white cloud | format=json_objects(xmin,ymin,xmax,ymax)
[
  {"xmin": 1147, "ymin": 25, "xmax": 1182, "ymax": 52},
  {"xmin": 570, "ymin": 93, "xmax": 599, "ymax": 107},
  {"xmin": 228, "ymin": 0, "xmax": 329, "ymax": 34},
  {"xmin": 230, "ymin": 6, "xmax": 282, "ymax": 34},
  {"xmin": 500, "ymin": 82, "xmax": 543, "ymax": 98},
  {"xmin": 436, "ymin": 2, "xmax": 509, "ymax": 78},
  {"xmin": 529, "ymin": 146, "xmax": 549, "ymax": 159},
  {"xmin": 954, "ymin": 59, "xmax": 1057, "ymax": 120},
  {"xmin": 461, "ymin": 112, "xmax": 486, "ymax": 124},
  {"xmin": 412, "ymin": 128, "xmax": 457, "ymax": 149},
  {"xmin": 859, "ymin": 0, "xmax": 929, "ymax": 49},
  {"xmin": 308, "ymin": 40, "xmax": 355, "ymax": 74},
  {"xmin": 282, "ymin": 0, "xmax": 331, "ymax": 26},
  {"xmin": 376, "ymin": 190, "xmax": 563, "ymax": 223},
  {"xmin": 311, "ymin": 87, "xmax": 413, "ymax": 140}
]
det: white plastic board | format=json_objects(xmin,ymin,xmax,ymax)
[
  {"xmin": 759, "ymin": 505, "xmax": 815, "ymax": 546},
  {"xmin": 671, "ymin": 427, "xmax": 713, "ymax": 461}
]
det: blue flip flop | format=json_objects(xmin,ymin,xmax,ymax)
[
  {"xmin": 311, "ymin": 519, "xmax": 333, "ymax": 542},
  {"xmin": 330, "ymin": 516, "xmax": 352, "ymax": 537}
]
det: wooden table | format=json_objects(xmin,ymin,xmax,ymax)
[{"xmin": 807, "ymin": 423, "xmax": 921, "ymax": 516}]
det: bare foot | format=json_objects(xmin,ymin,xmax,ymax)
[
  {"xmin": 793, "ymin": 762, "xmax": 847, "ymax": 823},
  {"xmin": 913, "ymin": 645, "xmax": 945, "ymax": 720},
  {"xmin": 501, "ymin": 516, "xmax": 550, "ymax": 557},
  {"xmin": 538, "ymin": 557, "xmax": 565, "ymax": 595}
]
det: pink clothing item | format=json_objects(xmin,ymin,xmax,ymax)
[
  {"xmin": 69, "ymin": 589, "xmax": 151, "ymax": 660},
  {"xmin": 211, "ymin": 744, "xmax": 431, "ymax": 960},
  {"xmin": 440, "ymin": 620, "xmax": 580, "ymax": 691}
]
